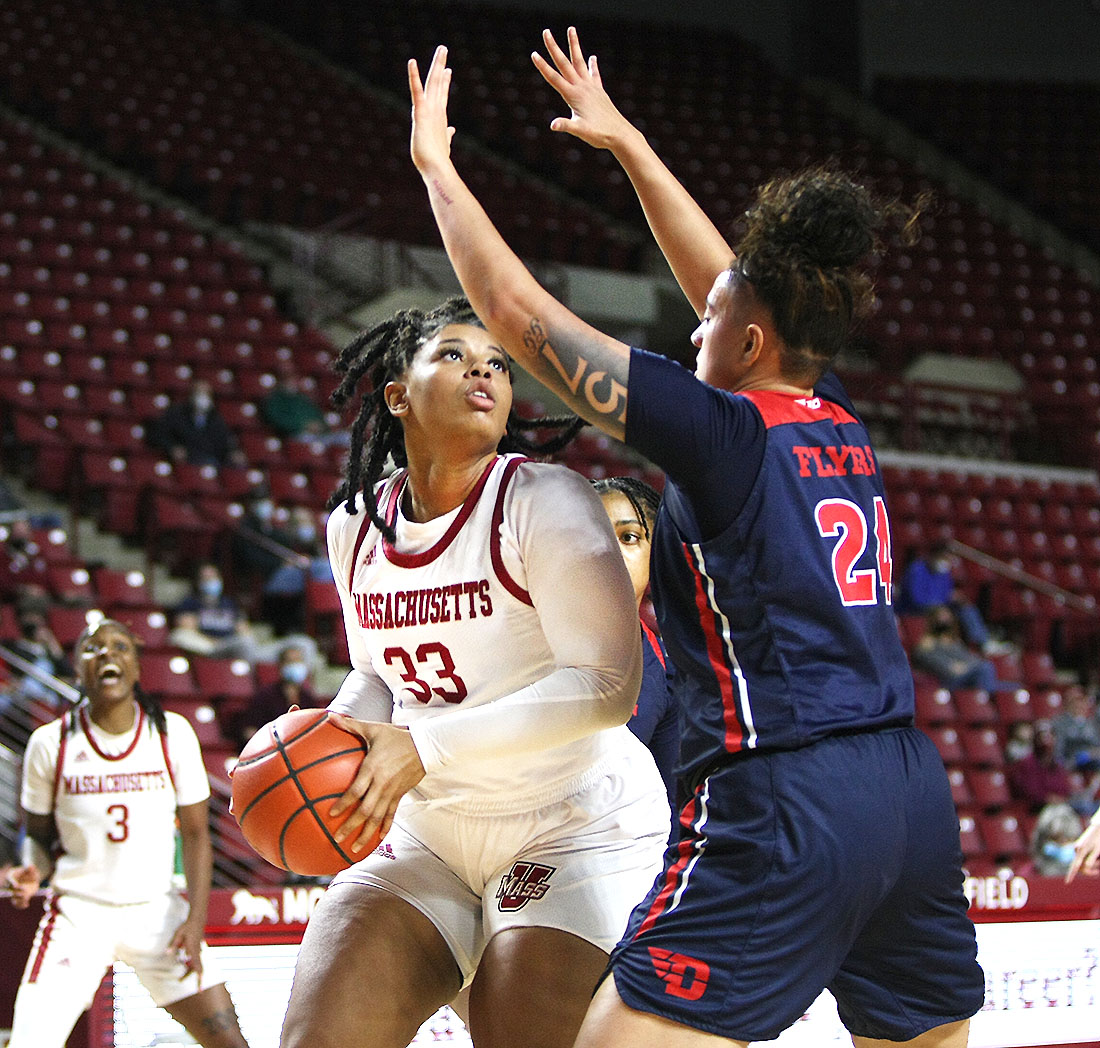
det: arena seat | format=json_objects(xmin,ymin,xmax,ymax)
[
  {"xmin": 978, "ymin": 812, "xmax": 1028, "ymax": 864},
  {"xmin": 966, "ymin": 768, "xmax": 1012, "ymax": 811},
  {"xmin": 192, "ymin": 656, "xmax": 257, "ymax": 705},
  {"xmin": 141, "ymin": 653, "xmax": 198, "ymax": 701}
]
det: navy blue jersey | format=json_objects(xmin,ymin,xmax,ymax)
[
  {"xmin": 626, "ymin": 350, "xmax": 914, "ymax": 781},
  {"xmin": 628, "ymin": 621, "xmax": 680, "ymax": 812}
]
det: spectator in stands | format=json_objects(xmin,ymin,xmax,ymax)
[
  {"xmin": 150, "ymin": 379, "xmax": 244, "ymax": 468},
  {"xmin": 7, "ymin": 609, "xmax": 73, "ymax": 707},
  {"xmin": 229, "ymin": 491, "xmax": 295, "ymax": 588},
  {"xmin": 1004, "ymin": 720, "xmax": 1035, "ymax": 763},
  {"xmin": 259, "ymin": 507, "xmax": 334, "ymax": 634},
  {"xmin": 1051, "ymin": 683, "xmax": 1100, "ymax": 773},
  {"xmin": 260, "ymin": 367, "xmax": 327, "ymax": 441},
  {"xmin": 227, "ymin": 645, "xmax": 320, "ymax": 749},
  {"xmin": 897, "ymin": 540, "xmax": 1003, "ymax": 654},
  {"xmin": 1007, "ymin": 720, "xmax": 1077, "ymax": 814},
  {"xmin": 0, "ymin": 525, "xmax": 51, "ymax": 602},
  {"xmin": 0, "ymin": 468, "xmax": 24, "ymax": 517},
  {"xmin": 1021, "ymin": 801, "xmax": 1084, "ymax": 878},
  {"xmin": 169, "ymin": 562, "xmax": 320, "ymax": 670},
  {"xmin": 909, "ymin": 606, "xmax": 1015, "ymax": 691}
]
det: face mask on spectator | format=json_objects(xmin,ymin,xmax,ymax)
[
  {"xmin": 199, "ymin": 578, "xmax": 223, "ymax": 599},
  {"xmin": 193, "ymin": 393, "xmax": 213, "ymax": 412},
  {"xmin": 1042, "ymin": 841, "xmax": 1076, "ymax": 866},
  {"xmin": 281, "ymin": 661, "xmax": 309, "ymax": 684}
]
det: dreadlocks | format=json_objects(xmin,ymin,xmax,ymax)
[
  {"xmin": 72, "ymin": 617, "xmax": 166, "ymax": 736},
  {"xmin": 591, "ymin": 476, "xmax": 662, "ymax": 541},
  {"xmin": 329, "ymin": 296, "xmax": 585, "ymax": 539}
]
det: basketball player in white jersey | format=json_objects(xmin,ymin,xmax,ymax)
[
  {"xmin": 5, "ymin": 618, "xmax": 250, "ymax": 1048},
  {"xmin": 278, "ymin": 299, "xmax": 670, "ymax": 1048}
]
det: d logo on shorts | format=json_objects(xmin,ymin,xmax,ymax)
[
  {"xmin": 496, "ymin": 861, "xmax": 555, "ymax": 911},
  {"xmin": 647, "ymin": 947, "xmax": 710, "ymax": 1000}
]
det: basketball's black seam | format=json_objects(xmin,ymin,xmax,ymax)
[
  {"xmin": 271, "ymin": 722, "xmax": 362, "ymax": 868},
  {"xmin": 235, "ymin": 745, "xmax": 365, "ymax": 825}
]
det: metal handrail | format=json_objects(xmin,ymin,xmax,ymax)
[
  {"xmin": 946, "ymin": 538, "xmax": 1098, "ymax": 614},
  {"xmin": 0, "ymin": 643, "xmax": 81, "ymax": 704}
]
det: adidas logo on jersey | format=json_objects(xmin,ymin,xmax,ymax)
[
  {"xmin": 647, "ymin": 947, "xmax": 710, "ymax": 1000},
  {"xmin": 373, "ymin": 842, "xmax": 397, "ymax": 861},
  {"xmin": 72, "ymin": 751, "xmax": 89, "ymax": 762}
]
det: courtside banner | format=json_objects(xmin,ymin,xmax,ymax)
[{"xmin": 96, "ymin": 888, "xmax": 1100, "ymax": 1048}]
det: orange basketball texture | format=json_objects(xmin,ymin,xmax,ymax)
[{"xmin": 230, "ymin": 708, "xmax": 377, "ymax": 875}]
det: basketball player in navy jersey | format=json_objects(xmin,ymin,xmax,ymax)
[
  {"xmin": 408, "ymin": 34, "xmax": 983, "ymax": 1048},
  {"xmin": 593, "ymin": 476, "xmax": 679, "ymax": 815}
]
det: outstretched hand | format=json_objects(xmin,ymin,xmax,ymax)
[
  {"xmin": 531, "ymin": 27, "xmax": 634, "ymax": 150},
  {"xmin": 409, "ymin": 45, "xmax": 456, "ymax": 176},
  {"xmin": 1066, "ymin": 820, "xmax": 1100, "ymax": 883},
  {"xmin": 326, "ymin": 715, "xmax": 426, "ymax": 854}
]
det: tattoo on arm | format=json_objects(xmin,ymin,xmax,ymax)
[
  {"xmin": 432, "ymin": 178, "xmax": 453, "ymax": 206},
  {"xmin": 200, "ymin": 1007, "xmax": 240, "ymax": 1033},
  {"xmin": 522, "ymin": 317, "xmax": 628, "ymax": 429}
]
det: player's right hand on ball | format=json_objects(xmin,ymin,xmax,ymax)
[{"xmin": 327, "ymin": 717, "xmax": 426, "ymax": 853}]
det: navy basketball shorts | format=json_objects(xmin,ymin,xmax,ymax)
[{"xmin": 607, "ymin": 726, "xmax": 985, "ymax": 1042}]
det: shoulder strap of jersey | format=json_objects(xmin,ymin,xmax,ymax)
[
  {"xmin": 490, "ymin": 457, "xmax": 533, "ymax": 606},
  {"xmin": 51, "ymin": 709, "xmax": 72, "ymax": 812},
  {"xmin": 158, "ymin": 718, "xmax": 177, "ymax": 792}
]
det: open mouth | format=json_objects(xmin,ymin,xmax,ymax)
[
  {"xmin": 466, "ymin": 386, "xmax": 495, "ymax": 409},
  {"xmin": 98, "ymin": 664, "xmax": 122, "ymax": 683}
]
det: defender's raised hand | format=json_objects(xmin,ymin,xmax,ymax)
[
  {"xmin": 531, "ymin": 27, "xmax": 636, "ymax": 151},
  {"xmin": 409, "ymin": 44, "xmax": 456, "ymax": 176}
]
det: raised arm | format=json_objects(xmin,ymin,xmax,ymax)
[
  {"xmin": 532, "ymin": 26, "xmax": 733, "ymax": 317},
  {"xmin": 409, "ymin": 46, "xmax": 632, "ymax": 440}
]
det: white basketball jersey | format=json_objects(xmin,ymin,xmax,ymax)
[
  {"xmin": 329, "ymin": 454, "xmax": 654, "ymax": 815},
  {"xmin": 21, "ymin": 704, "xmax": 210, "ymax": 904}
]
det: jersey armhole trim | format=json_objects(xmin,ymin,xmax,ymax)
[{"xmin": 490, "ymin": 457, "xmax": 533, "ymax": 607}]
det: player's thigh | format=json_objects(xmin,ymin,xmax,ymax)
[
  {"xmin": 466, "ymin": 926, "xmax": 608, "ymax": 1048},
  {"xmin": 574, "ymin": 975, "xmax": 749, "ymax": 1048},
  {"xmin": 853, "ymin": 1017, "xmax": 971, "ymax": 1048},
  {"xmin": 8, "ymin": 898, "xmax": 115, "ymax": 1048},
  {"xmin": 164, "ymin": 983, "xmax": 248, "ymax": 1048},
  {"xmin": 280, "ymin": 882, "xmax": 461, "ymax": 1048}
]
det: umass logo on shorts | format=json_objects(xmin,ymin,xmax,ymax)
[
  {"xmin": 647, "ymin": 947, "xmax": 711, "ymax": 1000},
  {"xmin": 496, "ymin": 861, "xmax": 555, "ymax": 911}
]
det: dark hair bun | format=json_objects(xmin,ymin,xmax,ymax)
[{"xmin": 743, "ymin": 168, "xmax": 877, "ymax": 271}]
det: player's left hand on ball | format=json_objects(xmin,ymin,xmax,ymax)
[{"xmin": 327, "ymin": 716, "xmax": 426, "ymax": 852}]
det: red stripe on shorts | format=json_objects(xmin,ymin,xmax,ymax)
[
  {"xmin": 634, "ymin": 795, "xmax": 698, "ymax": 938},
  {"xmin": 28, "ymin": 894, "xmax": 61, "ymax": 983}
]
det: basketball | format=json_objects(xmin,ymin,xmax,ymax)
[{"xmin": 230, "ymin": 708, "xmax": 378, "ymax": 876}]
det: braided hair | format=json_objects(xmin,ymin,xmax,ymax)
[
  {"xmin": 591, "ymin": 476, "xmax": 661, "ymax": 541},
  {"xmin": 731, "ymin": 165, "xmax": 924, "ymax": 383},
  {"xmin": 72, "ymin": 617, "xmax": 167, "ymax": 736},
  {"xmin": 329, "ymin": 296, "xmax": 585, "ymax": 539}
]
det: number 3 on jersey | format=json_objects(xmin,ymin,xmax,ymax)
[{"xmin": 814, "ymin": 496, "xmax": 893, "ymax": 607}]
